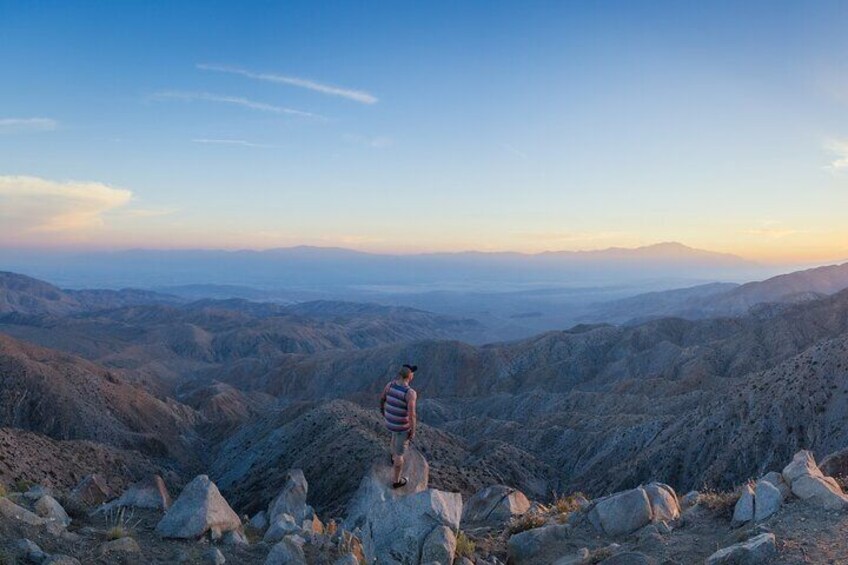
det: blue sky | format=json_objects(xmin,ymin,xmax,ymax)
[{"xmin": 1, "ymin": 0, "xmax": 847, "ymax": 262}]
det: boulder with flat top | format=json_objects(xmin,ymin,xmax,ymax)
[{"xmin": 344, "ymin": 448, "xmax": 461, "ymax": 564}]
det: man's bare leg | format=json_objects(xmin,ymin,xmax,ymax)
[{"xmin": 393, "ymin": 454, "xmax": 404, "ymax": 484}]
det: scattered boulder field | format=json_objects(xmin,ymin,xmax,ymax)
[{"xmin": 2, "ymin": 447, "xmax": 848, "ymax": 563}]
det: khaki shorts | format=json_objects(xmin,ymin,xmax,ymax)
[{"xmin": 390, "ymin": 431, "xmax": 409, "ymax": 456}]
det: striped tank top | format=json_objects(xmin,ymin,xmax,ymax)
[{"xmin": 384, "ymin": 381, "xmax": 412, "ymax": 432}]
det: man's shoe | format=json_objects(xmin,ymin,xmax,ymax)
[{"xmin": 392, "ymin": 477, "xmax": 409, "ymax": 489}]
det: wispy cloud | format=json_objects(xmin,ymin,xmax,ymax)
[
  {"xmin": 0, "ymin": 175, "xmax": 132, "ymax": 235},
  {"xmin": 152, "ymin": 91, "xmax": 324, "ymax": 119},
  {"xmin": 0, "ymin": 118, "xmax": 58, "ymax": 133},
  {"xmin": 501, "ymin": 144, "xmax": 528, "ymax": 160},
  {"xmin": 192, "ymin": 138, "xmax": 279, "ymax": 149},
  {"xmin": 197, "ymin": 63, "xmax": 378, "ymax": 105},
  {"xmin": 825, "ymin": 139, "xmax": 848, "ymax": 172},
  {"xmin": 343, "ymin": 134, "xmax": 393, "ymax": 148}
]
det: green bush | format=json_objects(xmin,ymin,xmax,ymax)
[{"xmin": 455, "ymin": 530, "xmax": 476, "ymax": 558}]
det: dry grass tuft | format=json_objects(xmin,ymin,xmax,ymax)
[
  {"xmin": 104, "ymin": 506, "xmax": 139, "ymax": 541},
  {"xmin": 507, "ymin": 511, "xmax": 547, "ymax": 535},
  {"xmin": 455, "ymin": 530, "xmax": 476, "ymax": 558},
  {"xmin": 553, "ymin": 492, "xmax": 588, "ymax": 514},
  {"xmin": 699, "ymin": 486, "xmax": 741, "ymax": 518}
]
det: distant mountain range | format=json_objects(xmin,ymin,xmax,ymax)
[
  {"xmin": 0, "ymin": 242, "xmax": 766, "ymax": 290},
  {"xmin": 580, "ymin": 261, "xmax": 848, "ymax": 323}
]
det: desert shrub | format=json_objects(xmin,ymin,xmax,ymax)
[
  {"xmin": 507, "ymin": 511, "xmax": 547, "ymax": 535},
  {"xmin": 553, "ymin": 491, "xmax": 587, "ymax": 514},
  {"xmin": 13, "ymin": 479, "xmax": 32, "ymax": 493},
  {"xmin": 699, "ymin": 486, "xmax": 741, "ymax": 518},
  {"xmin": 455, "ymin": 530, "xmax": 476, "ymax": 558}
]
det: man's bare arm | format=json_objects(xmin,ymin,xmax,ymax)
[
  {"xmin": 380, "ymin": 383, "xmax": 388, "ymax": 415},
  {"xmin": 407, "ymin": 389, "xmax": 417, "ymax": 439}
]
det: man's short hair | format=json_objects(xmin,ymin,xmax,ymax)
[{"xmin": 399, "ymin": 365, "xmax": 416, "ymax": 379}]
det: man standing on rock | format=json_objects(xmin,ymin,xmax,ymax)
[{"xmin": 380, "ymin": 364, "xmax": 418, "ymax": 489}]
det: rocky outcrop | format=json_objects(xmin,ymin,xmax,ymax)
[
  {"xmin": 760, "ymin": 471, "xmax": 790, "ymax": 500},
  {"xmin": 16, "ymin": 539, "xmax": 47, "ymax": 563},
  {"xmin": 421, "ymin": 525, "xmax": 457, "ymax": 564},
  {"xmin": 0, "ymin": 497, "xmax": 47, "ymax": 526},
  {"xmin": 99, "ymin": 537, "xmax": 141, "ymax": 557},
  {"xmin": 782, "ymin": 450, "xmax": 848, "ymax": 510},
  {"xmin": 681, "ymin": 491, "xmax": 700, "ymax": 510},
  {"xmin": 731, "ymin": 484, "xmax": 754, "ymax": 527},
  {"xmin": 267, "ymin": 469, "xmax": 313, "ymax": 524},
  {"xmin": 753, "ymin": 480, "xmax": 781, "ymax": 522},
  {"xmin": 105, "ymin": 475, "xmax": 172, "ymax": 511},
  {"xmin": 344, "ymin": 449, "xmax": 462, "ymax": 564},
  {"xmin": 265, "ymin": 535, "xmax": 307, "ymax": 565},
  {"xmin": 263, "ymin": 513, "xmax": 300, "ymax": 543},
  {"xmin": 507, "ymin": 523, "xmax": 572, "ymax": 565},
  {"xmin": 643, "ymin": 482, "xmax": 679, "ymax": 522},
  {"xmin": 588, "ymin": 484, "xmax": 680, "ymax": 537},
  {"xmin": 589, "ymin": 488, "xmax": 653, "ymax": 537},
  {"xmin": 155, "ymin": 475, "xmax": 243, "ymax": 540},
  {"xmin": 705, "ymin": 533, "xmax": 777, "ymax": 564},
  {"xmin": 34, "ymin": 495, "xmax": 71, "ymax": 527},
  {"xmin": 70, "ymin": 474, "xmax": 114, "ymax": 506},
  {"xmin": 462, "ymin": 485, "xmax": 530, "ymax": 526}
]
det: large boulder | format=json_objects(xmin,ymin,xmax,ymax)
[
  {"xmin": 99, "ymin": 536, "xmax": 141, "ymax": 557},
  {"xmin": 249, "ymin": 510, "xmax": 268, "ymax": 530},
  {"xmin": 34, "ymin": 495, "xmax": 71, "ymax": 527},
  {"xmin": 507, "ymin": 524, "xmax": 573, "ymax": 565},
  {"xmin": 643, "ymin": 482, "xmax": 679, "ymax": 522},
  {"xmin": 421, "ymin": 525, "xmax": 457, "ymax": 564},
  {"xmin": 753, "ymin": 480, "xmax": 781, "ymax": 522},
  {"xmin": 106, "ymin": 475, "xmax": 172, "ymax": 511},
  {"xmin": 345, "ymin": 447, "xmax": 429, "ymax": 528},
  {"xmin": 70, "ymin": 474, "xmax": 114, "ymax": 506},
  {"xmin": 681, "ymin": 491, "xmax": 700, "ymax": 510},
  {"xmin": 781, "ymin": 450, "xmax": 848, "ymax": 510},
  {"xmin": 588, "ymin": 488, "xmax": 653, "ymax": 537},
  {"xmin": 263, "ymin": 513, "xmax": 301, "ymax": 543},
  {"xmin": 731, "ymin": 484, "xmax": 755, "ymax": 528},
  {"xmin": 760, "ymin": 471, "xmax": 790, "ymax": 500},
  {"xmin": 508, "ymin": 523, "xmax": 572, "ymax": 565},
  {"xmin": 155, "ymin": 475, "xmax": 243, "ymax": 539},
  {"xmin": 267, "ymin": 469, "xmax": 314, "ymax": 524},
  {"xmin": 344, "ymin": 449, "xmax": 461, "ymax": 564},
  {"xmin": 265, "ymin": 534, "xmax": 307, "ymax": 565},
  {"xmin": 16, "ymin": 538, "xmax": 47, "ymax": 563},
  {"xmin": 0, "ymin": 498, "xmax": 47, "ymax": 526},
  {"xmin": 705, "ymin": 533, "xmax": 777, "ymax": 564},
  {"xmin": 462, "ymin": 485, "xmax": 530, "ymax": 526}
]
